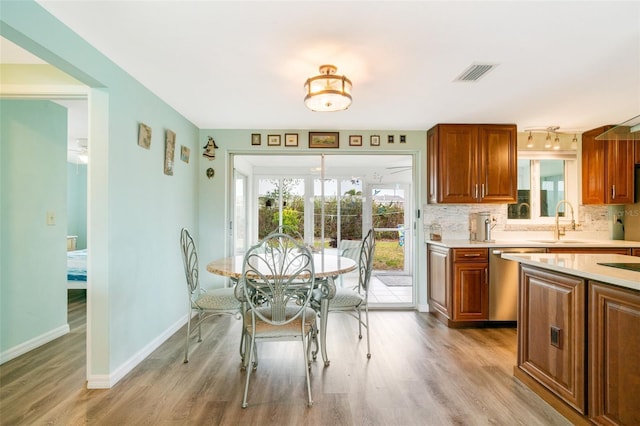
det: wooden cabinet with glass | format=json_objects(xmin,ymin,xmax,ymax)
[
  {"xmin": 581, "ymin": 126, "xmax": 635, "ymax": 204},
  {"xmin": 427, "ymin": 124, "xmax": 517, "ymax": 204}
]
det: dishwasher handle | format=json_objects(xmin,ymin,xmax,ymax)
[{"xmin": 492, "ymin": 249, "xmax": 546, "ymax": 255}]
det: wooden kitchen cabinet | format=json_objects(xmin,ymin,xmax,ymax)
[
  {"xmin": 427, "ymin": 244, "xmax": 450, "ymax": 321},
  {"xmin": 581, "ymin": 126, "xmax": 635, "ymax": 204},
  {"xmin": 517, "ymin": 265, "xmax": 586, "ymax": 414},
  {"xmin": 451, "ymin": 248, "xmax": 489, "ymax": 321},
  {"xmin": 632, "ymin": 248, "xmax": 640, "ymax": 257},
  {"xmin": 427, "ymin": 245, "xmax": 489, "ymax": 326},
  {"xmin": 636, "ymin": 140, "xmax": 640, "ymax": 165},
  {"xmin": 427, "ymin": 124, "xmax": 517, "ymax": 204},
  {"xmin": 589, "ymin": 282, "xmax": 640, "ymax": 425}
]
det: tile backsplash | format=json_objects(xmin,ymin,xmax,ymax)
[{"xmin": 424, "ymin": 203, "xmax": 613, "ymax": 241}]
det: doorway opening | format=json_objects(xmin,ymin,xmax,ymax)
[{"xmin": 230, "ymin": 153, "xmax": 415, "ymax": 308}]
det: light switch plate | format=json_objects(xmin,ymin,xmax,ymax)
[{"xmin": 46, "ymin": 211, "xmax": 56, "ymax": 226}]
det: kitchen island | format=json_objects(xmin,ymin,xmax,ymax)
[{"xmin": 501, "ymin": 252, "xmax": 640, "ymax": 426}]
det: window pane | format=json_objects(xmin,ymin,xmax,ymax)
[
  {"xmin": 257, "ymin": 178, "xmax": 304, "ymax": 238},
  {"xmin": 539, "ymin": 160, "xmax": 565, "ymax": 217},
  {"xmin": 339, "ymin": 178, "xmax": 363, "ymax": 241},
  {"xmin": 508, "ymin": 159, "xmax": 532, "ymax": 219}
]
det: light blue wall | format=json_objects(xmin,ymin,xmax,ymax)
[
  {"xmin": 1, "ymin": 100, "xmax": 68, "ymax": 353},
  {"xmin": 67, "ymin": 163, "xmax": 87, "ymax": 249},
  {"xmin": 1, "ymin": 1, "xmax": 200, "ymax": 384}
]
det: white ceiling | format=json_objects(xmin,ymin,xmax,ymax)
[{"xmin": 20, "ymin": 0, "xmax": 638, "ymax": 133}]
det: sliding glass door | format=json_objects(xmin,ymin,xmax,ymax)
[{"xmin": 231, "ymin": 154, "xmax": 415, "ymax": 307}]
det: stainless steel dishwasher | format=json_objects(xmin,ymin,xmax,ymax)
[{"xmin": 489, "ymin": 248, "xmax": 546, "ymax": 321}]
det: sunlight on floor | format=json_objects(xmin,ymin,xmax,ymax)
[{"xmin": 341, "ymin": 273, "xmax": 413, "ymax": 305}]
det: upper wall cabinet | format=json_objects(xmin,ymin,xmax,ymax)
[
  {"xmin": 581, "ymin": 126, "xmax": 635, "ymax": 205},
  {"xmin": 427, "ymin": 124, "xmax": 517, "ymax": 204}
]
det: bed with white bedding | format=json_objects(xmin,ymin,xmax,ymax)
[{"xmin": 67, "ymin": 249, "xmax": 87, "ymax": 289}]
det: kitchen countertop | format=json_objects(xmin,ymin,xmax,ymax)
[
  {"xmin": 426, "ymin": 238, "xmax": 640, "ymax": 249},
  {"xmin": 501, "ymin": 253, "xmax": 640, "ymax": 292}
]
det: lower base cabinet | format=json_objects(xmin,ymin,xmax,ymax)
[
  {"xmin": 589, "ymin": 282, "xmax": 640, "ymax": 425},
  {"xmin": 517, "ymin": 265, "xmax": 640, "ymax": 425},
  {"xmin": 518, "ymin": 265, "xmax": 586, "ymax": 413}
]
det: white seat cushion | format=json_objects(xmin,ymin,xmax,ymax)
[
  {"xmin": 329, "ymin": 288, "xmax": 364, "ymax": 308},
  {"xmin": 194, "ymin": 287, "xmax": 241, "ymax": 310}
]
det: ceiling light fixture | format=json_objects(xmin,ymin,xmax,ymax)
[
  {"xmin": 553, "ymin": 133, "xmax": 561, "ymax": 150},
  {"xmin": 526, "ymin": 131, "xmax": 534, "ymax": 148},
  {"xmin": 571, "ymin": 134, "xmax": 578, "ymax": 150},
  {"xmin": 544, "ymin": 132, "xmax": 552, "ymax": 149},
  {"xmin": 304, "ymin": 65, "xmax": 352, "ymax": 112}
]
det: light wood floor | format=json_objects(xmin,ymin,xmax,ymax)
[{"xmin": 0, "ymin": 291, "xmax": 571, "ymax": 425}]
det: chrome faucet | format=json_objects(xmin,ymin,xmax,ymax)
[{"xmin": 554, "ymin": 200, "xmax": 576, "ymax": 240}]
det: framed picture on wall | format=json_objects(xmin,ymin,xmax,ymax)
[
  {"xmin": 138, "ymin": 123, "xmax": 152, "ymax": 149},
  {"xmin": 251, "ymin": 133, "xmax": 261, "ymax": 146},
  {"xmin": 164, "ymin": 129, "xmax": 176, "ymax": 176},
  {"xmin": 349, "ymin": 135, "xmax": 363, "ymax": 146},
  {"xmin": 285, "ymin": 133, "xmax": 298, "ymax": 147},
  {"xmin": 309, "ymin": 132, "xmax": 339, "ymax": 148},
  {"xmin": 180, "ymin": 145, "xmax": 190, "ymax": 163},
  {"xmin": 267, "ymin": 134, "xmax": 281, "ymax": 146},
  {"xmin": 370, "ymin": 135, "xmax": 380, "ymax": 146}
]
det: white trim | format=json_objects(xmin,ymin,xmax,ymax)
[
  {"xmin": 0, "ymin": 324, "xmax": 70, "ymax": 364},
  {"xmin": 86, "ymin": 313, "xmax": 188, "ymax": 389}
]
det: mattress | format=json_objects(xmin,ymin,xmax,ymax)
[{"xmin": 67, "ymin": 249, "xmax": 87, "ymax": 282}]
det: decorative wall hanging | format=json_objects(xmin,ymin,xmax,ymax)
[
  {"xmin": 370, "ymin": 135, "xmax": 380, "ymax": 146},
  {"xmin": 251, "ymin": 133, "xmax": 261, "ymax": 146},
  {"xmin": 180, "ymin": 145, "xmax": 190, "ymax": 163},
  {"xmin": 400, "ymin": 135, "xmax": 406, "ymax": 143},
  {"xmin": 203, "ymin": 136, "xmax": 218, "ymax": 160},
  {"xmin": 268, "ymin": 135, "xmax": 281, "ymax": 146},
  {"xmin": 138, "ymin": 123, "xmax": 151, "ymax": 149},
  {"xmin": 349, "ymin": 135, "xmax": 362, "ymax": 146},
  {"xmin": 309, "ymin": 132, "xmax": 339, "ymax": 148},
  {"xmin": 164, "ymin": 129, "xmax": 176, "ymax": 176},
  {"xmin": 285, "ymin": 133, "xmax": 298, "ymax": 147},
  {"xmin": 388, "ymin": 135, "xmax": 394, "ymax": 144},
  {"xmin": 206, "ymin": 167, "xmax": 215, "ymax": 179}
]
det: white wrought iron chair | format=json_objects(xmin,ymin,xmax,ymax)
[
  {"xmin": 180, "ymin": 228, "xmax": 242, "ymax": 363},
  {"xmin": 240, "ymin": 232, "xmax": 317, "ymax": 408},
  {"xmin": 322, "ymin": 228, "xmax": 375, "ymax": 360}
]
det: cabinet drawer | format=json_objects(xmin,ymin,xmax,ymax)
[{"xmin": 453, "ymin": 248, "xmax": 488, "ymax": 262}]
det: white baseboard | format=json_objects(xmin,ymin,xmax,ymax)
[
  {"xmin": 417, "ymin": 303, "xmax": 429, "ymax": 313},
  {"xmin": 0, "ymin": 324, "xmax": 70, "ymax": 364},
  {"xmin": 86, "ymin": 314, "xmax": 188, "ymax": 389}
]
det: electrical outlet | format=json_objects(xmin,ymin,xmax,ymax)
[{"xmin": 46, "ymin": 211, "xmax": 56, "ymax": 226}]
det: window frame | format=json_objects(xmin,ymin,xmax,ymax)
[{"xmin": 507, "ymin": 151, "xmax": 578, "ymax": 225}]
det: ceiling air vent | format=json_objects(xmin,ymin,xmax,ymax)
[{"xmin": 454, "ymin": 63, "xmax": 498, "ymax": 82}]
